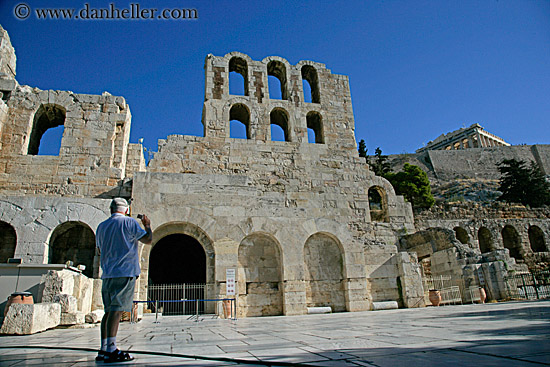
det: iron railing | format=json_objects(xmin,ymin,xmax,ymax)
[
  {"xmin": 147, "ymin": 283, "xmax": 206, "ymax": 315},
  {"xmin": 423, "ymin": 275, "xmax": 463, "ymax": 305},
  {"xmin": 506, "ymin": 270, "xmax": 550, "ymax": 300}
]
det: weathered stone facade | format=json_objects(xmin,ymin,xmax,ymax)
[
  {"xmin": 1, "ymin": 23, "xmax": 548, "ymax": 320},
  {"xmin": 0, "ymin": 25, "xmax": 424, "ymax": 318},
  {"xmin": 415, "ymin": 203, "xmax": 550, "ymax": 272}
]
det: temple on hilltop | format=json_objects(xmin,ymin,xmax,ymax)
[{"xmin": 416, "ymin": 123, "xmax": 510, "ymax": 153}]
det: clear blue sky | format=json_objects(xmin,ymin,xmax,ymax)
[{"xmin": 1, "ymin": 0, "xmax": 548, "ymax": 155}]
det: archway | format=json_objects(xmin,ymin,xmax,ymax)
[
  {"xmin": 528, "ymin": 225, "xmax": 546, "ymax": 253},
  {"xmin": 478, "ymin": 227, "xmax": 493, "ymax": 253},
  {"xmin": 28, "ymin": 104, "xmax": 66, "ymax": 155},
  {"xmin": 368, "ymin": 186, "xmax": 389, "ymax": 223},
  {"xmin": 454, "ymin": 226, "xmax": 469, "ymax": 245},
  {"xmin": 502, "ymin": 225, "xmax": 523, "ymax": 260},
  {"xmin": 149, "ymin": 234, "xmax": 206, "ymax": 315},
  {"xmin": 49, "ymin": 221, "xmax": 96, "ymax": 278},
  {"xmin": 304, "ymin": 232, "xmax": 346, "ymax": 312},
  {"xmin": 238, "ymin": 233, "xmax": 283, "ymax": 317},
  {"xmin": 0, "ymin": 221, "xmax": 16, "ymax": 263}
]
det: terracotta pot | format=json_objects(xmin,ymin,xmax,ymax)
[
  {"xmin": 479, "ymin": 287, "xmax": 486, "ymax": 304},
  {"xmin": 4, "ymin": 291, "xmax": 34, "ymax": 317},
  {"xmin": 428, "ymin": 290, "xmax": 441, "ymax": 306},
  {"xmin": 222, "ymin": 300, "xmax": 232, "ymax": 319}
]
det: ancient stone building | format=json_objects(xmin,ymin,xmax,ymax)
[
  {"xmin": 1, "ymin": 23, "xmax": 548, "ymax": 320},
  {"xmin": 416, "ymin": 123, "xmax": 510, "ymax": 153},
  {"xmin": 0, "ymin": 25, "xmax": 426, "ymax": 317}
]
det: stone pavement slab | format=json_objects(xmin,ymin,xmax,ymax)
[{"xmin": 0, "ymin": 300, "xmax": 549, "ymax": 366}]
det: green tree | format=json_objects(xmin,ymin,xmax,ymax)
[
  {"xmin": 497, "ymin": 158, "xmax": 550, "ymax": 207},
  {"xmin": 358, "ymin": 139, "xmax": 368, "ymax": 160},
  {"xmin": 371, "ymin": 147, "xmax": 391, "ymax": 176},
  {"xmin": 385, "ymin": 163, "xmax": 435, "ymax": 209}
]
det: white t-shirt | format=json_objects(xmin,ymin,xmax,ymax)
[{"xmin": 96, "ymin": 213, "xmax": 147, "ymax": 278}]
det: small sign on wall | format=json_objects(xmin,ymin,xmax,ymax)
[
  {"xmin": 477, "ymin": 267, "xmax": 485, "ymax": 286},
  {"xmin": 226, "ymin": 268, "xmax": 236, "ymax": 296}
]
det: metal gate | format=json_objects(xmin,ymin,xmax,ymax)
[
  {"xmin": 147, "ymin": 283, "xmax": 206, "ymax": 315},
  {"xmin": 423, "ymin": 275, "xmax": 463, "ymax": 305},
  {"xmin": 506, "ymin": 270, "xmax": 550, "ymax": 300}
]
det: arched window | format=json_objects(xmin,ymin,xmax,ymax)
[
  {"xmin": 528, "ymin": 225, "xmax": 546, "ymax": 253},
  {"xmin": 368, "ymin": 186, "xmax": 389, "ymax": 222},
  {"xmin": 229, "ymin": 103, "xmax": 250, "ymax": 139},
  {"xmin": 301, "ymin": 65, "xmax": 320, "ymax": 103},
  {"xmin": 0, "ymin": 221, "xmax": 17, "ymax": 263},
  {"xmin": 267, "ymin": 60, "xmax": 288, "ymax": 100},
  {"xmin": 28, "ymin": 104, "xmax": 66, "ymax": 155},
  {"xmin": 502, "ymin": 225, "xmax": 523, "ymax": 260},
  {"xmin": 270, "ymin": 108, "xmax": 290, "ymax": 142},
  {"xmin": 49, "ymin": 221, "xmax": 96, "ymax": 278},
  {"xmin": 478, "ymin": 227, "xmax": 493, "ymax": 253},
  {"xmin": 229, "ymin": 57, "xmax": 248, "ymax": 96},
  {"xmin": 454, "ymin": 227, "xmax": 469, "ymax": 244},
  {"xmin": 306, "ymin": 111, "xmax": 324, "ymax": 144}
]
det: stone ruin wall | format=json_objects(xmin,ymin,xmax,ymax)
[
  {"xmin": 0, "ymin": 87, "xmax": 145, "ymax": 198},
  {"xmin": 0, "ymin": 30, "xmax": 422, "ymax": 318},
  {"xmin": 389, "ymin": 144, "xmax": 550, "ymax": 182},
  {"xmin": 415, "ymin": 202, "xmax": 550, "ymax": 272},
  {"xmin": 132, "ymin": 52, "xmax": 418, "ymax": 315}
]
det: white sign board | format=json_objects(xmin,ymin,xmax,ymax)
[
  {"xmin": 226, "ymin": 268, "xmax": 236, "ymax": 296},
  {"xmin": 477, "ymin": 268, "xmax": 485, "ymax": 286}
]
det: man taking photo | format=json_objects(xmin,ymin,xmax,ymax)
[{"xmin": 95, "ymin": 198, "xmax": 152, "ymax": 363}]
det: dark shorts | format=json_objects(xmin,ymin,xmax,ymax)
[{"xmin": 102, "ymin": 277, "xmax": 136, "ymax": 312}]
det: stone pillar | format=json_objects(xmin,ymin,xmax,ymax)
[
  {"xmin": 282, "ymin": 280, "xmax": 306, "ymax": 315},
  {"xmin": 395, "ymin": 252, "xmax": 425, "ymax": 308},
  {"xmin": 344, "ymin": 278, "xmax": 369, "ymax": 311}
]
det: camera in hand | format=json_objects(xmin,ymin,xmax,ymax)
[{"xmin": 137, "ymin": 214, "xmax": 144, "ymax": 219}]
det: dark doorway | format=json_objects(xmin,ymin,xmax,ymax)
[
  {"xmin": 0, "ymin": 221, "xmax": 17, "ymax": 263},
  {"xmin": 49, "ymin": 222, "xmax": 95, "ymax": 278},
  {"xmin": 148, "ymin": 234, "xmax": 206, "ymax": 315},
  {"xmin": 502, "ymin": 225, "xmax": 523, "ymax": 260}
]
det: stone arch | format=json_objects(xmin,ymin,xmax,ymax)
[
  {"xmin": 27, "ymin": 103, "xmax": 66, "ymax": 155},
  {"xmin": 0, "ymin": 221, "xmax": 17, "ymax": 263},
  {"xmin": 49, "ymin": 221, "xmax": 96, "ymax": 278},
  {"xmin": 368, "ymin": 186, "xmax": 389, "ymax": 223},
  {"xmin": 270, "ymin": 107, "xmax": 290, "ymax": 142},
  {"xmin": 478, "ymin": 227, "xmax": 494, "ymax": 253},
  {"xmin": 267, "ymin": 60, "xmax": 288, "ymax": 100},
  {"xmin": 150, "ymin": 221, "xmax": 215, "ymax": 286},
  {"xmin": 306, "ymin": 111, "xmax": 324, "ymax": 144},
  {"xmin": 304, "ymin": 232, "xmax": 346, "ymax": 312},
  {"xmin": 229, "ymin": 103, "xmax": 251, "ymax": 139},
  {"xmin": 502, "ymin": 225, "xmax": 523, "ymax": 260},
  {"xmin": 238, "ymin": 232, "xmax": 283, "ymax": 317},
  {"xmin": 301, "ymin": 65, "xmax": 320, "ymax": 103},
  {"xmin": 229, "ymin": 56, "xmax": 249, "ymax": 96},
  {"xmin": 454, "ymin": 226, "xmax": 469, "ymax": 245},
  {"xmin": 528, "ymin": 225, "xmax": 546, "ymax": 253}
]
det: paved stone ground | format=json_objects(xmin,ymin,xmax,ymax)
[{"xmin": 0, "ymin": 300, "xmax": 549, "ymax": 366}]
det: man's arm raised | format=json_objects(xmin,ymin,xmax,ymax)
[{"xmin": 139, "ymin": 214, "xmax": 153, "ymax": 244}]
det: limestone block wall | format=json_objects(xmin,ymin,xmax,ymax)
[
  {"xmin": 0, "ymin": 24, "xmax": 16, "ymax": 80},
  {"xmin": 125, "ymin": 143, "xmax": 146, "ymax": 178},
  {"xmin": 201, "ymin": 52, "xmax": 357, "ymax": 153},
  {"xmin": 0, "ymin": 99, "xmax": 7, "ymax": 149},
  {"xmin": 416, "ymin": 203, "xmax": 550, "ymax": 270},
  {"xmin": 0, "ymin": 87, "xmax": 134, "ymax": 197},
  {"xmin": 390, "ymin": 145, "xmax": 550, "ymax": 181},
  {"xmin": 136, "ymin": 52, "xmax": 416, "ymax": 316},
  {"xmin": 0, "ymin": 196, "xmax": 109, "ymax": 266}
]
